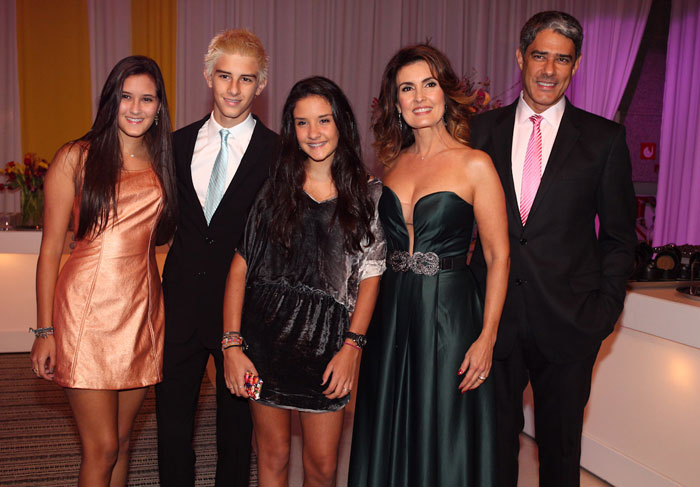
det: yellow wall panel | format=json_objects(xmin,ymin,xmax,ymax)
[
  {"xmin": 131, "ymin": 0, "xmax": 177, "ymax": 123},
  {"xmin": 16, "ymin": 0, "xmax": 92, "ymax": 161}
]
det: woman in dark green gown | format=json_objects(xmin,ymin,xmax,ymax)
[{"xmin": 349, "ymin": 45, "xmax": 510, "ymax": 486}]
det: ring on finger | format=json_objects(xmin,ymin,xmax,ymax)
[{"xmin": 477, "ymin": 375, "xmax": 487, "ymax": 381}]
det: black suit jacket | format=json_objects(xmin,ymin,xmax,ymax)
[
  {"xmin": 162, "ymin": 115, "xmax": 278, "ymax": 348},
  {"xmin": 470, "ymin": 99, "xmax": 636, "ymax": 363}
]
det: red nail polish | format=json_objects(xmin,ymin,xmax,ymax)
[{"xmin": 458, "ymin": 368, "xmax": 463, "ymax": 375}]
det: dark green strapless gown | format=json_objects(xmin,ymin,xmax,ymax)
[{"xmin": 349, "ymin": 187, "xmax": 496, "ymax": 487}]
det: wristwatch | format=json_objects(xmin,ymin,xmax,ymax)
[{"xmin": 344, "ymin": 331, "xmax": 367, "ymax": 349}]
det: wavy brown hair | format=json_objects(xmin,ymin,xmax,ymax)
[
  {"xmin": 264, "ymin": 76, "xmax": 376, "ymax": 254},
  {"xmin": 75, "ymin": 55, "xmax": 176, "ymax": 244},
  {"xmin": 373, "ymin": 44, "xmax": 473, "ymax": 165}
]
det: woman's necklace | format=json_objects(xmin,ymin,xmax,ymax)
[
  {"xmin": 415, "ymin": 147, "xmax": 431, "ymax": 160},
  {"xmin": 126, "ymin": 146, "xmax": 146, "ymax": 159}
]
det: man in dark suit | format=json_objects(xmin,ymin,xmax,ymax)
[
  {"xmin": 156, "ymin": 29, "xmax": 278, "ymax": 487},
  {"xmin": 470, "ymin": 11, "xmax": 637, "ymax": 487}
]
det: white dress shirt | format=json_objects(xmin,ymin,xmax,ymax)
[
  {"xmin": 511, "ymin": 93, "xmax": 566, "ymax": 206},
  {"xmin": 191, "ymin": 112, "xmax": 257, "ymax": 208}
]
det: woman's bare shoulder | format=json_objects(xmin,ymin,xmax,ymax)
[
  {"xmin": 49, "ymin": 140, "xmax": 88, "ymax": 183},
  {"xmin": 448, "ymin": 146, "xmax": 493, "ymax": 179},
  {"xmin": 54, "ymin": 140, "xmax": 87, "ymax": 166},
  {"xmin": 455, "ymin": 145, "xmax": 492, "ymax": 165},
  {"xmin": 51, "ymin": 140, "xmax": 90, "ymax": 166}
]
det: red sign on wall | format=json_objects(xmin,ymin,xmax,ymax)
[{"xmin": 641, "ymin": 142, "xmax": 656, "ymax": 160}]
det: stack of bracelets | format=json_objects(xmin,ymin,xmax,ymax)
[
  {"xmin": 221, "ymin": 331, "xmax": 247, "ymax": 351},
  {"xmin": 29, "ymin": 327, "xmax": 54, "ymax": 339}
]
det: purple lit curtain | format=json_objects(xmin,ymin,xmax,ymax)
[
  {"xmin": 653, "ymin": 0, "xmax": 700, "ymax": 246},
  {"xmin": 567, "ymin": 1, "xmax": 651, "ymax": 119},
  {"xmin": 174, "ymin": 0, "xmax": 651, "ymax": 166}
]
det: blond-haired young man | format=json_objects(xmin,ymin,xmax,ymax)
[{"xmin": 156, "ymin": 29, "xmax": 278, "ymax": 487}]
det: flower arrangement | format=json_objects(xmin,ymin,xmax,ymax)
[
  {"xmin": 3, "ymin": 153, "xmax": 50, "ymax": 227},
  {"xmin": 460, "ymin": 71, "xmax": 503, "ymax": 114}
]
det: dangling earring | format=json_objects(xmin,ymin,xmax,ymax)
[
  {"xmin": 154, "ymin": 112, "xmax": 159, "ymax": 127},
  {"xmin": 397, "ymin": 110, "xmax": 403, "ymax": 131}
]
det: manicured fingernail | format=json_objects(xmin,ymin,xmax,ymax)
[{"xmin": 458, "ymin": 368, "xmax": 463, "ymax": 375}]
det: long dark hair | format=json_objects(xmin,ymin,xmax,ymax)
[
  {"xmin": 265, "ymin": 76, "xmax": 375, "ymax": 253},
  {"xmin": 373, "ymin": 44, "xmax": 473, "ymax": 165},
  {"xmin": 76, "ymin": 55, "xmax": 176, "ymax": 244}
]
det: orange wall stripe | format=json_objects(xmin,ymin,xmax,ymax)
[{"xmin": 16, "ymin": 0, "xmax": 92, "ymax": 161}]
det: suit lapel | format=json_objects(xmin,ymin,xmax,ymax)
[
  {"xmin": 491, "ymin": 103, "xmax": 521, "ymax": 225},
  {"xmin": 526, "ymin": 100, "xmax": 580, "ymax": 224}
]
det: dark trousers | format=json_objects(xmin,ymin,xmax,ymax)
[
  {"xmin": 156, "ymin": 333, "xmax": 253, "ymax": 487},
  {"xmin": 494, "ymin": 317, "xmax": 599, "ymax": 487}
]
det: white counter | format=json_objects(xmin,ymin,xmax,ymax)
[
  {"xmin": 1, "ymin": 230, "xmax": 48, "ymax": 352},
  {"xmin": 522, "ymin": 284, "xmax": 700, "ymax": 487},
  {"xmin": 0, "ymin": 230, "xmax": 167, "ymax": 352}
]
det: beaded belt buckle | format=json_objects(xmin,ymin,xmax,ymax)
[{"xmin": 388, "ymin": 251, "xmax": 440, "ymax": 276}]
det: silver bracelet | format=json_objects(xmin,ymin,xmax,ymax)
[{"xmin": 29, "ymin": 327, "xmax": 54, "ymax": 339}]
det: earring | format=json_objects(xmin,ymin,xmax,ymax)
[
  {"xmin": 154, "ymin": 113, "xmax": 159, "ymax": 127},
  {"xmin": 397, "ymin": 111, "xmax": 403, "ymax": 131}
]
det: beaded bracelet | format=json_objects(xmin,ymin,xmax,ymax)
[
  {"xmin": 29, "ymin": 327, "xmax": 54, "ymax": 339},
  {"xmin": 221, "ymin": 333, "xmax": 247, "ymax": 351}
]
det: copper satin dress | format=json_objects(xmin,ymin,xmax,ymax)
[{"xmin": 53, "ymin": 168, "xmax": 165, "ymax": 390}]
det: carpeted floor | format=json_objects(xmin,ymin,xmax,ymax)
[{"xmin": 0, "ymin": 352, "xmax": 257, "ymax": 486}]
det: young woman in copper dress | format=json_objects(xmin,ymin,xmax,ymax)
[{"xmin": 29, "ymin": 56, "xmax": 176, "ymax": 486}]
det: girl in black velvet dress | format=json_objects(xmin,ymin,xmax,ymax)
[{"xmin": 222, "ymin": 76, "xmax": 385, "ymax": 486}]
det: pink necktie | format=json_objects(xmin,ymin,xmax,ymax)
[{"xmin": 520, "ymin": 114, "xmax": 543, "ymax": 224}]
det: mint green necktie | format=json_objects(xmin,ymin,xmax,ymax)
[{"xmin": 203, "ymin": 128, "xmax": 230, "ymax": 224}]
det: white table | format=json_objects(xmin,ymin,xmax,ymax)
[
  {"xmin": 522, "ymin": 284, "xmax": 700, "ymax": 487},
  {"xmin": 0, "ymin": 230, "xmax": 167, "ymax": 352}
]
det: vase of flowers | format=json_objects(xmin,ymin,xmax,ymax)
[{"xmin": 3, "ymin": 153, "xmax": 49, "ymax": 228}]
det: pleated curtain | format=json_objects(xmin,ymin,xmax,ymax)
[
  {"xmin": 653, "ymin": 0, "xmax": 700, "ymax": 246},
  {"xmin": 2, "ymin": 0, "xmax": 669, "ymax": 226}
]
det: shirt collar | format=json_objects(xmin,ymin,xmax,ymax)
[
  {"xmin": 207, "ymin": 112, "xmax": 256, "ymax": 139},
  {"xmin": 515, "ymin": 92, "xmax": 566, "ymax": 128}
]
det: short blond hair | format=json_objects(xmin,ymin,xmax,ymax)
[{"xmin": 204, "ymin": 29, "xmax": 269, "ymax": 82}]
